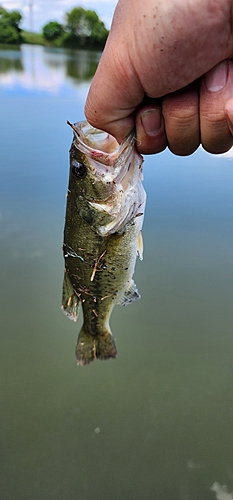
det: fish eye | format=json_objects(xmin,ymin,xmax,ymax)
[{"xmin": 71, "ymin": 160, "xmax": 86, "ymax": 179}]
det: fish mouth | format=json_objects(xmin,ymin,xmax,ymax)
[
  {"xmin": 67, "ymin": 121, "xmax": 145, "ymax": 236},
  {"xmin": 67, "ymin": 120, "xmax": 136, "ymax": 169},
  {"xmin": 71, "ymin": 121, "xmax": 119, "ymax": 156}
]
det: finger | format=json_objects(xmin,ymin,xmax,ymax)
[
  {"xmin": 84, "ymin": 31, "xmax": 144, "ymax": 143},
  {"xmin": 162, "ymin": 83, "xmax": 200, "ymax": 155},
  {"xmin": 200, "ymin": 60, "xmax": 233, "ymax": 154},
  {"xmin": 135, "ymin": 106, "xmax": 167, "ymax": 155},
  {"xmin": 225, "ymin": 97, "xmax": 233, "ymax": 134},
  {"xmin": 85, "ymin": 0, "xmax": 233, "ymax": 144}
]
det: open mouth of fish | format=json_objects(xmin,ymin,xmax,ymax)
[
  {"xmin": 67, "ymin": 120, "xmax": 142, "ymax": 190},
  {"xmin": 76, "ymin": 121, "xmax": 121, "ymax": 156}
]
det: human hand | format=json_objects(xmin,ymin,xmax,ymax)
[{"xmin": 85, "ymin": 0, "xmax": 233, "ymax": 155}]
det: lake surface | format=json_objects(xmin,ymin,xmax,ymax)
[{"xmin": 1, "ymin": 44, "xmax": 233, "ymax": 500}]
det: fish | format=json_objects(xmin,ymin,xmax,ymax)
[{"xmin": 62, "ymin": 120, "xmax": 146, "ymax": 365}]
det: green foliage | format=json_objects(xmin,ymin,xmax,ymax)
[
  {"xmin": 0, "ymin": 4, "xmax": 108, "ymax": 49},
  {"xmin": 65, "ymin": 7, "xmax": 108, "ymax": 49},
  {"xmin": 8, "ymin": 10, "xmax": 22, "ymax": 29},
  {"xmin": 42, "ymin": 21, "xmax": 64, "ymax": 42},
  {"xmin": 0, "ymin": 5, "xmax": 22, "ymax": 44},
  {"xmin": 0, "ymin": 5, "xmax": 6, "ymax": 16},
  {"xmin": 21, "ymin": 30, "xmax": 45, "ymax": 46}
]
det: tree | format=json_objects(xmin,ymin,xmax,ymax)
[
  {"xmin": 8, "ymin": 10, "xmax": 22, "ymax": 29},
  {"xmin": 65, "ymin": 7, "xmax": 108, "ymax": 48},
  {"xmin": 42, "ymin": 21, "xmax": 64, "ymax": 42},
  {"xmin": 0, "ymin": 6, "xmax": 6, "ymax": 17},
  {"xmin": 0, "ymin": 6, "xmax": 22, "ymax": 44}
]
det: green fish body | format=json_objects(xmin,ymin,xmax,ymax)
[{"xmin": 62, "ymin": 121, "xmax": 146, "ymax": 365}]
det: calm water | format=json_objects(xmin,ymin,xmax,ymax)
[{"xmin": 1, "ymin": 44, "xmax": 233, "ymax": 500}]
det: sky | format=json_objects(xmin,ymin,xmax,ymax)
[{"xmin": 1, "ymin": 0, "xmax": 118, "ymax": 32}]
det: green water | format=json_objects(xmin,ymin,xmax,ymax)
[{"xmin": 1, "ymin": 44, "xmax": 233, "ymax": 500}]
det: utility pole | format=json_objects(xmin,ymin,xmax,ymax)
[{"xmin": 29, "ymin": 0, "xmax": 34, "ymax": 32}]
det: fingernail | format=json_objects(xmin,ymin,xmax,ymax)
[
  {"xmin": 204, "ymin": 61, "xmax": 228, "ymax": 92},
  {"xmin": 140, "ymin": 108, "xmax": 162, "ymax": 136}
]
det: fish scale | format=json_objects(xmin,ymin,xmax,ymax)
[{"xmin": 62, "ymin": 121, "xmax": 146, "ymax": 365}]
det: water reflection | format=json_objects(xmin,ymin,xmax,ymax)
[
  {"xmin": 43, "ymin": 47, "xmax": 100, "ymax": 81},
  {"xmin": 1, "ymin": 44, "xmax": 233, "ymax": 500},
  {"xmin": 0, "ymin": 44, "xmax": 100, "ymax": 92},
  {"xmin": 0, "ymin": 46, "xmax": 23, "ymax": 73},
  {"xmin": 211, "ymin": 482, "xmax": 233, "ymax": 500}
]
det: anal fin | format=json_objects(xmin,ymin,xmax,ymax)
[
  {"xmin": 116, "ymin": 279, "xmax": 141, "ymax": 306},
  {"xmin": 61, "ymin": 271, "xmax": 80, "ymax": 322}
]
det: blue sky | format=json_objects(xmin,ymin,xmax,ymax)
[{"xmin": 1, "ymin": 0, "xmax": 118, "ymax": 32}]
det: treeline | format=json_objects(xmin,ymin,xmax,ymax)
[
  {"xmin": 0, "ymin": 6, "xmax": 22, "ymax": 44},
  {"xmin": 0, "ymin": 6, "xmax": 109, "ymax": 49}
]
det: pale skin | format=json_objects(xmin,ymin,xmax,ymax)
[{"xmin": 85, "ymin": 0, "xmax": 233, "ymax": 155}]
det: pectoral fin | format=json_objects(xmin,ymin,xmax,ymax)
[
  {"xmin": 61, "ymin": 271, "xmax": 80, "ymax": 322},
  {"xmin": 116, "ymin": 279, "xmax": 141, "ymax": 306},
  {"xmin": 137, "ymin": 230, "xmax": 143, "ymax": 261}
]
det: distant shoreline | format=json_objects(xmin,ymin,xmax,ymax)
[
  {"xmin": 0, "ymin": 31, "xmax": 105, "ymax": 51},
  {"xmin": 0, "ymin": 7, "xmax": 108, "ymax": 51}
]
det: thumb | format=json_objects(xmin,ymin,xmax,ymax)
[
  {"xmin": 85, "ymin": 0, "xmax": 233, "ymax": 143},
  {"xmin": 84, "ymin": 20, "xmax": 144, "ymax": 142},
  {"xmin": 84, "ymin": 49, "xmax": 144, "ymax": 142}
]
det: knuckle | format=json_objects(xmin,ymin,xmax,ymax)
[
  {"xmin": 163, "ymin": 107, "xmax": 198, "ymax": 129},
  {"xmin": 201, "ymin": 110, "xmax": 226, "ymax": 127}
]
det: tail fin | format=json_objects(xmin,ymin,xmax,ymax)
[{"xmin": 76, "ymin": 326, "xmax": 117, "ymax": 366}]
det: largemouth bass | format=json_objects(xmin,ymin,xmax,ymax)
[{"xmin": 62, "ymin": 120, "xmax": 146, "ymax": 365}]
